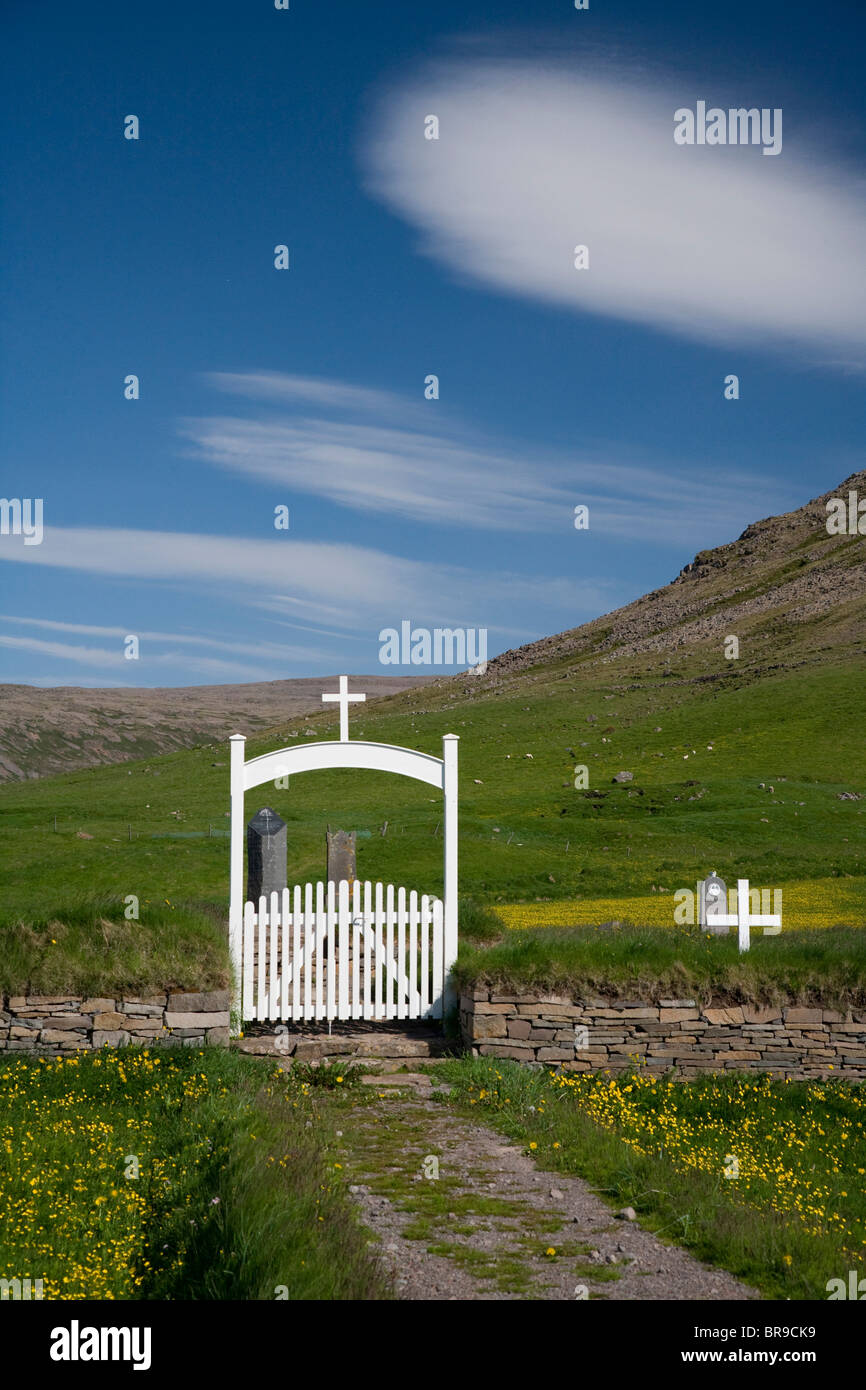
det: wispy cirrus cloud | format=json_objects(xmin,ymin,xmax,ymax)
[
  {"xmin": 182, "ymin": 371, "xmax": 783, "ymax": 542},
  {"xmin": 209, "ymin": 371, "xmax": 411, "ymax": 419},
  {"xmin": 0, "ymin": 526, "xmax": 610, "ymax": 634},
  {"xmin": 0, "ymin": 614, "xmax": 334, "ymax": 662},
  {"xmin": 0, "ymin": 620, "xmax": 334, "ymax": 676},
  {"xmin": 362, "ymin": 57, "xmax": 866, "ymax": 361}
]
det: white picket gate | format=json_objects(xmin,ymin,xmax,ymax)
[{"xmin": 240, "ymin": 879, "xmax": 445, "ymax": 1023}]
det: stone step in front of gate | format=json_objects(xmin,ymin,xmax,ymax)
[{"xmin": 233, "ymin": 1021, "xmax": 456, "ymax": 1068}]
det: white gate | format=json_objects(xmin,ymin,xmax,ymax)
[
  {"xmin": 227, "ymin": 686, "xmax": 459, "ymax": 1035},
  {"xmin": 240, "ymin": 879, "xmax": 445, "ymax": 1023}
]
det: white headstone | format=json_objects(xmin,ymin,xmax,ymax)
[{"xmin": 700, "ymin": 871, "xmax": 728, "ymax": 935}]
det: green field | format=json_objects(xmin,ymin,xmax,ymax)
[{"xmin": 1, "ymin": 658, "xmax": 863, "ymax": 920}]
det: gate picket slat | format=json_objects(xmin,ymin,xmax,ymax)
[
  {"xmin": 257, "ymin": 896, "xmax": 268, "ymax": 1021},
  {"xmin": 326, "ymin": 880, "xmax": 337, "ymax": 1021},
  {"xmin": 291, "ymin": 885, "xmax": 301, "ymax": 1022},
  {"xmin": 283, "ymin": 889, "xmax": 293, "ymax": 1023},
  {"xmin": 303, "ymin": 883, "xmax": 314, "ymax": 1018},
  {"xmin": 432, "ymin": 897, "xmax": 444, "ymax": 1019},
  {"xmin": 385, "ymin": 884, "xmax": 395, "ymax": 1021},
  {"xmin": 315, "ymin": 882, "xmax": 325, "ymax": 1021},
  {"xmin": 397, "ymin": 886, "xmax": 407, "ymax": 1020},
  {"xmin": 374, "ymin": 883, "xmax": 384, "ymax": 1020},
  {"xmin": 243, "ymin": 901, "xmax": 255, "ymax": 1020},
  {"xmin": 338, "ymin": 880, "xmax": 350, "ymax": 1020},
  {"xmin": 269, "ymin": 891, "xmax": 280, "ymax": 1020},
  {"xmin": 351, "ymin": 881, "xmax": 361, "ymax": 1018},
  {"xmin": 409, "ymin": 890, "xmax": 418, "ymax": 1017},
  {"xmin": 420, "ymin": 894, "xmax": 430, "ymax": 1014},
  {"xmin": 363, "ymin": 881, "xmax": 373, "ymax": 1021}
]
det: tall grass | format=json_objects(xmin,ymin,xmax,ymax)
[
  {"xmin": 0, "ymin": 1046, "xmax": 389, "ymax": 1300},
  {"xmin": 453, "ymin": 923, "xmax": 866, "ymax": 1007},
  {"xmin": 0, "ymin": 896, "xmax": 229, "ymax": 996}
]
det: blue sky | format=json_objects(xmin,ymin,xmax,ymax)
[{"xmin": 1, "ymin": 0, "xmax": 864, "ymax": 687}]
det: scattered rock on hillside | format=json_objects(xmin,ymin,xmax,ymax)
[{"xmin": 612, "ymin": 771, "xmax": 634, "ymax": 783}]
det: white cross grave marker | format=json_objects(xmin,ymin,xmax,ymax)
[
  {"xmin": 322, "ymin": 675, "xmax": 366, "ymax": 742},
  {"xmin": 711, "ymin": 878, "xmax": 781, "ymax": 952}
]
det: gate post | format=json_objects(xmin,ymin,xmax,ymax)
[
  {"xmin": 229, "ymin": 733, "xmax": 246, "ymax": 1033},
  {"xmin": 442, "ymin": 733, "xmax": 459, "ymax": 1015}
]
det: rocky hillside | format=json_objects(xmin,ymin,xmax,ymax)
[
  {"xmin": 0, "ymin": 675, "xmax": 437, "ymax": 782},
  {"xmin": 475, "ymin": 470, "xmax": 866, "ymax": 686}
]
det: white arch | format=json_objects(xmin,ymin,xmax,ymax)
[
  {"xmin": 243, "ymin": 740, "xmax": 445, "ymax": 792},
  {"xmin": 228, "ymin": 731, "xmax": 458, "ymax": 1028}
]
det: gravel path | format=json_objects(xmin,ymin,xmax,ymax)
[{"xmin": 340, "ymin": 1074, "xmax": 758, "ymax": 1302}]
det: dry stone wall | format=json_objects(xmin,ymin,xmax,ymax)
[
  {"xmin": 460, "ymin": 989, "xmax": 866, "ymax": 1079},
  {"xmin": 0, "ymin": 991, "xmax": 230, "ymax": 1051}
]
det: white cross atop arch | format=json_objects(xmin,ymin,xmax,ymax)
[{"xmin": 322, "ymin": 675, "xmax": 366, "ymax": 742}]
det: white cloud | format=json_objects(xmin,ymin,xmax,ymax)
[
  {"xmin": 182, "ymin": 412, "xmax": 566, "ymax": 531},
  {"xmin": 363, "ymin": 59, "xmax": 866, "ymax": 358},
  {"xmin": 10, "ymin": 676, "xmax": 134, "ymax": 689},
  {"xmin": 206, "ymin": 372, "xmax": 410, "ymax": 419},
  {"xmin": 0, "ymin": 614, "xmax": 333, "ymax": 665},
  {"xmin": 184, "ymin": 372, "xmax": 782, "ymax": 541},
  {"xmin": 0, "ymin": 634, "xmax": 129, "ymax": 667},
  {"xmin": 0, "ymin": 628, "xmax": 332, "ymax": 678},
  {"xmin": 0, "ymin": 525, "xmax": 607, "ymax": 631}
]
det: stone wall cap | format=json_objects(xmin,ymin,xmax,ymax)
[
  {"xmin": 165, "ymin": 1011, "xmax": 230, "ymax": 1030},
  {"xmin": 166, "ymin": 991, "xmax": 231, "ymax": 1012}
]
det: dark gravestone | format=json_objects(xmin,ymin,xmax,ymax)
[
  {"xmin": 700, "ymin": 872, "xmax": 728, "ymax": 935},
  {"xmin": 246, "ymin": 807, "xmax": 287, "ymax": 903},
  {"xmin": 327, "ymin": 830, "xmax": 356, "ymax": 887}
]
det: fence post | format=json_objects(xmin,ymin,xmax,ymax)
[
  {"xmin": 737, "ymin": 878, "xmax": 750, "ymax": 953},
  {"xmin": 442, "ymin": 734, "xmax": 459, "ymax": 1015},
  {"xmin": 229, "ymin": 734, "xmax": 246, "ymax": 1031}
]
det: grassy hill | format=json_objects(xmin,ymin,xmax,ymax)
[{"xmin": 1, "ymin": 473, "xmax": 864, "ymax": 921}]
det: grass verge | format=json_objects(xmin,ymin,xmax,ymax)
[
  {"xmin": 453, "ymin": 923, "xmax": 866, "ymax": 1009},
  {"xmin": 0, "ymin": 896, "xmax": 229, "ymax": 997}
]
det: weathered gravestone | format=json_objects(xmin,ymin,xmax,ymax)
[
  {"xmin": 700, "ymin": 871, "xmax": 728, "ymax": 935},
  {"xmin": 246, "ymin": 807, "xmax": 287, "ymax": 903},
  {"xmin": 326, "ymin": 829, "xmax": 356, "ymax": 887}
]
